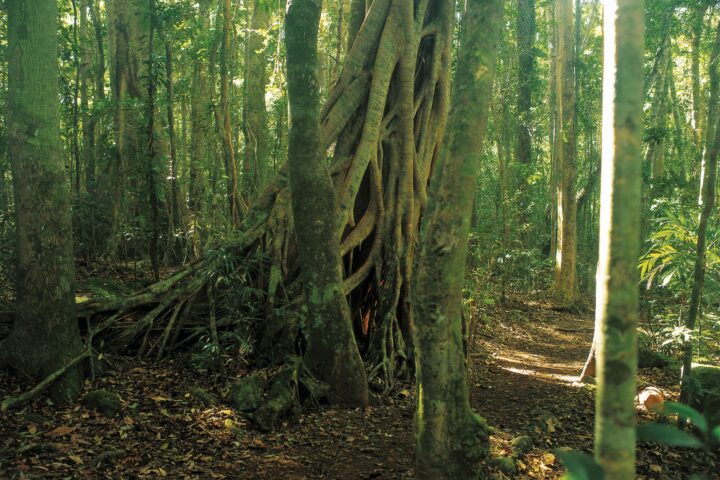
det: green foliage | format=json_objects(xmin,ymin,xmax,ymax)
[
  {"xmin": 555, "ymin": 450, "xmax": 604, "ymax": 480},
  {"xmin": 638, "ymin": 201, "xmax": 720, "ymax": 361},
  {"xmin": 558, "ymin": 403, "xmax": 719, "ymax": 480}
]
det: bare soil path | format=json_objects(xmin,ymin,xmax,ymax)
[{"xmin": 0, "ymin": 296, "xmax": 714, "ymax": 479}]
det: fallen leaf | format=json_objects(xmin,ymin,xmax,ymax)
[
  {"xmin": 68, "ymin": 455, "xmax": 84, "ymax": 465},
  {"xmin": 47, "ymin": 426, "xmax": 75, "ymax": 437}
]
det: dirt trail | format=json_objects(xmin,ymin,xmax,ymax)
[{"xmin": 0, "ymin": 297, "xmax": 711, "ymax": 479}]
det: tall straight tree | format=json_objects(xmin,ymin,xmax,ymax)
[
  {"xmin": 594, "ymin": 0, "xmax": 644, "ymax": 477},
  {"xmin": 553, "ymin": 0, "xmax": 578, "ymax": 306},
  {"xmin": 679, "ymin": 19, "xmax": 720, "ymax": 411},
  {"xmin": 516, "ymin": 0, "xmax": 535, "ymax": 233},
  {"xmin": 413, "ymin": 0, "xmax": 504, "ymax": 477},
  {"xmin": 1, "ymin": 0, "xmax": 84, "ymax": 403},
  {"xmin": 285, "ymin": 0, "xmax": 368, "ymax": 407},
  {"xmin": 106, "ymin": 0, "xmax": 147, "ymax": 254},
  {"xmin": 218, "ymin": 0, "xmax": 241, "ymax": 227},
  {"xmin": 243, "ymin": 0, "xmax": 271, "ymax": 197}
]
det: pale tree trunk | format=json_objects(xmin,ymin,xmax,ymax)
[
  {"xmin": 549, "ymin": 3, "xmax": 558, "ymax": 260},
  {"xmin": 88, "ymin": 0, "xmax": 105, "ymax": 192},
  {"xmin": 594, "ymin": 0, "xmax": 644, "ymax": 477},
  {"xmin": 80, "ymin": 2, "xmax": 92, "ymax": 191},
  {"xmin": 243, "ymin": 0, "xmax": 271, "ymax": 197},
  {"xmin": 645, "ymin": 33, "xmax": 671, "ymax": 180},
  {"xmin": 2, "ymin": 0, "xmax": 84, "ymax": 404},
  {"xmin": 691, "ymin": 5, "xmax": 707, "ymax": 157},
  {"xmin": 413, "ymin": 0, "xmax": 504, "ymax": 477},
  {"xmin": 679, "ymin": 20, "xmax": 720, "ymax": 413},
  {"xmin": 285, "ymin": 0, "xmax": 368, "ymax": 407},
  {"xmin": 553, "ymin": 0, "xmax": 577, "ymax": 306}
]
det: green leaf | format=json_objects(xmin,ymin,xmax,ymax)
[
  {"xmin": 662, "ymin": 402, "xmax": 708, "ymax": 434},
  {"xmin": 555, "ymin": 450, "xmax": 605, "ymax": 480},
  {"xmin": 636, "ymin": 423, "xmax": 703, "ymax": 448},
  {"xmin": 712, "ymin": 426, "xmax": 720, "ymax": 444}
]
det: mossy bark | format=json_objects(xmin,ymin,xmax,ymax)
[
  {"xmin": 413, "ymin": 0, "xmax": 504, "ymax": 478},
  {"xmin": 243, "ymin": 0, "xmax": 271, "ymax": 197},
  {"xmin": 3, "ymin": 0, "xmax": 84, "ymax": 404},
  {"xmin": 285, "ymin": 0, "xmax": 368, "ymax": 407},
  {"xmin": 594, "ymin": 0, "xmax": 644, "ymax": 477}
]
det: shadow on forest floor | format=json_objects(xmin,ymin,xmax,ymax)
[{"xmin": 0, "ymin": 294, "xmax": 716, "ymax": 479}]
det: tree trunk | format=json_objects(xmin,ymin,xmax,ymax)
[
  {"xmin": 165, "ymin": 39, "xmax": 183, "ymax": 260},
  {"xmin": 515, "ymin": 0, "xmax": 535, "ymax": 238},
  {"xmin": 2, "ymin": 0, "xmax": 84, "ymax": 404},
  {"xmin": 553, "ymin": 0, "xmax": 578, "ymax": 306},
  {"xmin": 594, "ymin": 0, "xmax": 644, "ymax": 477},
  {"xmin": 81, "ymin": 0, "xmax": 463, "ymax": 392},
  {"xmin": 106, "ymin": 0, "xmax": 147, "ymax": 256},
  {"xmin": 219, "ymin": 0, "xmax": 241, "ymax": 227},
  {"xmin": 678, "ymin": 19, "xmax": 720, "ymax": 412},
  {"xmin": 645, "ymin": 33, "xmax": 670, "ymax": 180},
  {"xmin": 145, "ymin": 0, "xmax": 161, "ymax": 282},
  {"xmin": 243, "ymin": 0, "xmax": 271, "ymax": 197},
  {"xmin": 80, "ymin": 1, "xmax": 95, "ymax": 192},
  {"xmin": 691, "ymin": 5, "xmax": 707, "ymax": 157},
  {"xmin": 285, "ymin": 0, "xmax": 368, "ymax": 407},
  {"xmin": 413, "ymin": 0, "xmax": 503, "ymax": 477}
]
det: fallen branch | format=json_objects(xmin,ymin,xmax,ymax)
[{"xmin": 1, "ymin": 351, "xmax": 90, "ymax": 413}]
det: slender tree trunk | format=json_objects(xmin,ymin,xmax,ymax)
[
  {"xmin": 165, "ymin": 39, "xmax": 183, "ymax": 257},
  {"xmin": 516, "ymin": 0, "xmax": 535, "ymax": 237},
  {"xmin": 285, "ymin": 0, "xmax": 368, "ymax": 407},
  {"xmin": 691, "ymin": 5, "xmax": 707, "ymax": 157},
  {"xmin": 145, "ymin": 0, "xmax": 160, "ymax": 282},
  {"xmin": 80, "ymin": 1, "xmax": 94, "ymax": 192},
  {"xmin": 553, "ymin": 0, "xmax": 577, "ymax": 306},
  {"xmin": 594, "ymin": 1, "xmax": 644, "ymax": 477},
  {"xmin": 243, "ymin": 0, "xmax": 271, "ymax": 197},
  {"xmin": 549, "ymin": 3, "xmax": 558, "ymax": 261},
  {"xmin": 2, "ymin": 0, "xmax": 84, "ymax": 404},
  {"xmin": 645, "ymin": 33, "xmax": 670, "ymax": 180},
  {"xmin": 106, "ymin": 0, "xmax": 147, "ymax": 255},
  {"xmin": 219, "ymin": 0, "xmax": 240, "ymax": 227},
  {"xmin": 88, "ymin": 0, "xmax": 105, "ymax": 193},
  {"xmin": 679, "ymin": 20, "xmax": 720, "ymax": 412},
  {"xmin": 413, "ymin": 0, "xmax": 504, "ymax": 478},
  {"xmin": 71, "ymin": 0, "xmax": 82, "ymax": 195},
  {"xmin": 189, "ymin": 3, "xmax": 210, "ymax": 218}
]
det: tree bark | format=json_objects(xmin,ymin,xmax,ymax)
[
  {"xmin": 515, "ymin": 0, "xmax": 535, "ymax": 237},
  {"xmin": 219, "ymin": 0, "xmax": 241, "ymax": 227},
  {"xmin": 413, "ymin": 0, "xmax": 504, "ymax": 477},
  {"xmin": 553, "ymin": 0, "xmax": 578, "ymax": 306},
  {"xmin": 594, "ymin": 0, "xmax": 644, "ymax": 477},
  {"xmin": 285, "ymin": 0, "xmax": 369, "ymax": 407},
  {"xmin": 3, "ymin": 0, "xmax": 84, "ymax": 404},
  {"xmin": 243, "ymin": 0, "xmax": 271, "ymax": 197}
]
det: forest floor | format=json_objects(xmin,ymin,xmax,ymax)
[{"xmin": 1, "ymin": 291, "xmax": 717, "ymax": 479}]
